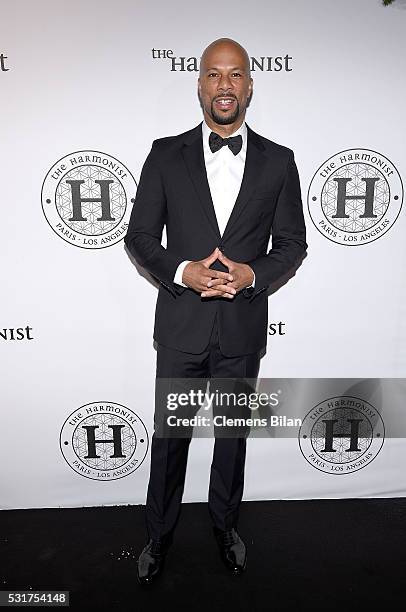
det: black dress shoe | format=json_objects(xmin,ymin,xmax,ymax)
[
  {"xmin": 213, "ymin": 527, "xmax": 247, "ymax": 574},
  {"xmin": 136, "ymin": 535, "xmax": 172, "ymax": 586}
]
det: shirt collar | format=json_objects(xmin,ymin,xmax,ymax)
[{"xmin": 202, "ymin": 119, "xmax": 247, "ymax": 150}]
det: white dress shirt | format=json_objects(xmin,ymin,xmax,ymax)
[{"xmin": 173, "ymin": 119, "xmax": 255, "ymax": 288}]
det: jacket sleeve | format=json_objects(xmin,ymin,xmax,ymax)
[
  {"xmin": 124, "ymin": 141, "xmax": 186, "ymax": 298},
  {"xmin": 244, "ymin": 150, "xmax": 308, "ymax": 300}
]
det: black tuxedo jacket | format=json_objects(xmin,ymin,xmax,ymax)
[{"xmin": 124, "ymin": 121, "xmax": 307, "ymax": 357}]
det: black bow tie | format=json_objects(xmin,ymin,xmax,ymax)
[{"xmin": 209, "ymin": 131, "xmax": 243, "ymax": 155}]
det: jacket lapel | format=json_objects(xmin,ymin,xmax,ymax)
[
  {"xmin": 182, "ymin": 122, "xmax": 221, "ymax": 239},
  {"xmin": 181, "ymin": 121, "xmax": 267, "ymax": 242},
  {"xmin": 221, "ymin": 123, "xmax": 267, "ymax": 241}
]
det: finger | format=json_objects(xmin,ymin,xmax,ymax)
[
  {"xmin": 201, "ymin": 289, "xmax": 235, "ymax": 298},
  {"xmin": 200, "ymin": 271, "xmax": 233, "ymax": 284},
  {"xmin": 217, "ymin": 250, "xmax": 232, "ymax": 266},
  {"xmin": 202, "ymin": 269, "xmax": 234, "ymax": 282},
  {"xmin": 222, "ymin": 281, "xmax": 240, "ymax": 291},
  {"xmin": 202, "ymin": 284, "xmax": 236, "ymax": 298},
  {"xmin": 206, "ymin": 277, "xmax": 228, "ymax": 288},
  {"xmin": 202, "ymin": 248, "xmax": 220, "ymax": 267}
]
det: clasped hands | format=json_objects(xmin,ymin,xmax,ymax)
[{"xmin": 182, "ymin": 247, "xmax": 254, "ymax": 299}]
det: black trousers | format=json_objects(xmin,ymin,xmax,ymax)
[{"xmin": 145, "ymin": 312, "xmax": 262, "ymax": 540}]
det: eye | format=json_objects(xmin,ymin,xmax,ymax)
[
  {"xmin": 232, "ymin": 72, "xmax": 242, "ymax": 77},
  {"xmin": 208, "ymin": 72, "xmax": 218, "ymax": 77}
]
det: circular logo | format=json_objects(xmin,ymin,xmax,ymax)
[
  {"xmin": 41, "ymin": 150, "xmax": 136, "ymax": 249},
  {"xmin": 60, "ymin": 402, "xmax": 149, "ymax": 481},
  {"xmin": 298, "ymin": 396, "xmax": 384, "ymax": 474},
  {"xmin": 307, "ymin": 148, "xmax": 403, "ymax": 245}
]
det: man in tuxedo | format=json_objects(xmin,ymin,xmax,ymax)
[{"xmin": 124, "ymin": 37, "xmax": 307, "ymax": 585}]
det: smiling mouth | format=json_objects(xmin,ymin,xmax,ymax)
[{"xmin": 214, "ymin": 97, "xmax": 236, "ymax": 111}]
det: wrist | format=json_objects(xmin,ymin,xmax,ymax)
[
  {"xmin": 246, "ymin": 265, "xmax": 255, "ymax": 287},
  {"xmin": 182, "ymin": 261, "xmax": 192, "ymax": 284}
]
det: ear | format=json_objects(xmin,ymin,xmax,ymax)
[{"xmin": 248, "ymin": 77, "xmax": 253, "ymax": 96}]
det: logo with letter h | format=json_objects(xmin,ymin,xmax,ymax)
[
  {"xmin": 308, "ymin": 148, "xmax": 403, "ymax": 245},
  {"xmin": 299, "ymin": 396, "xmax": 384, "ymax": 474}
]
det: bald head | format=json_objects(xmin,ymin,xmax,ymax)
[
  {"xmin": 199, "ymin": 38, "xmax": 251, "ymax": 78},
  {"xmin": 197, "ymin": 37, "xmax": 253, "ymax": 134}
]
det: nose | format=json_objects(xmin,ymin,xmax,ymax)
[{"xmin": 217, "ymin": 73, "xmax": 233, "ymax": 93}]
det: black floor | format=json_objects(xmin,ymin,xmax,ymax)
[{"xmin": 2, "ymin": 498, "xmax": 406, "ymax": 610}]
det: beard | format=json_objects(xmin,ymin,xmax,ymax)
[{"xmin": 209, "ymin": 99, "xmax": 241, "ymax": 125}]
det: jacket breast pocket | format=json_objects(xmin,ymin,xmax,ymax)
[{"xmin": 249, "ymin": 191, "xmax": 277, "ymax": 220}]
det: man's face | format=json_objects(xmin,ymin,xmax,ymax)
[{"xmin": 198, "ymin": 45, "xmax": 253, "ymax": 126}]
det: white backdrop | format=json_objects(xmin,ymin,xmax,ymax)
[{"xmin": 1, "ymin": 0, "xmax": 405, "ymax": 510}]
